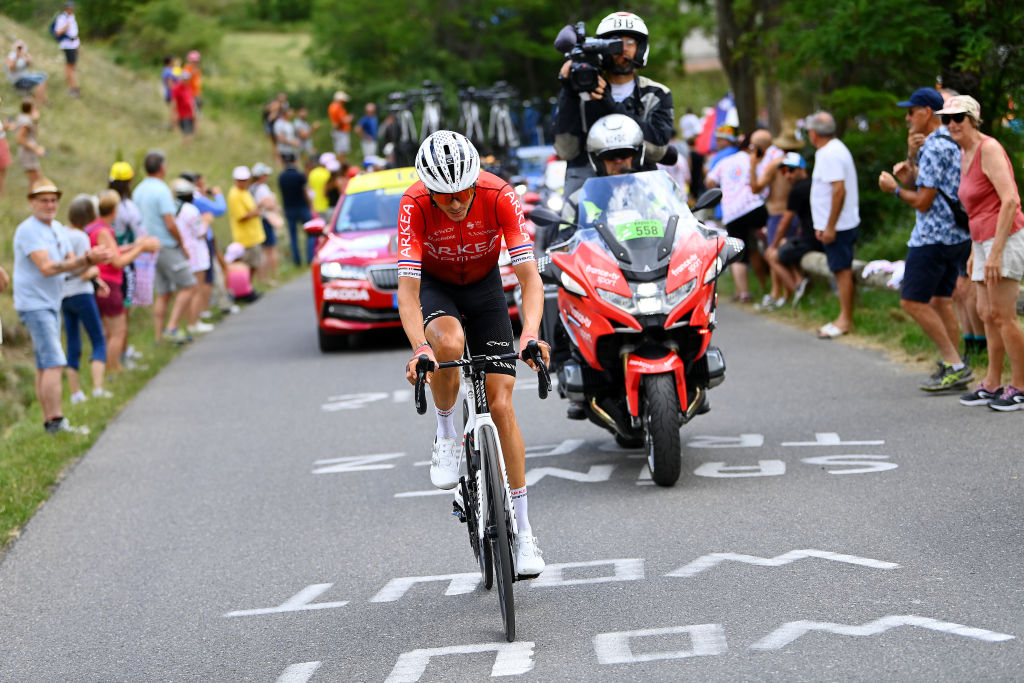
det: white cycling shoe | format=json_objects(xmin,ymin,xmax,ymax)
[
  {"xmin": 514, "ymin": 532, "xmax": 545, "ymax": 578},
  {"xmin": 430, "ymin": 436, "xmax": 462, "ymax": 490}
]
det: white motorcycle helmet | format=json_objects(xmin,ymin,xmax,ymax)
[
  {"xmin": 595, "ymin": 11, "xmax": 650, "ymax": 69},
  {"xmin": 414, "ymin": 130, "xmax": 481, "ymax": 193},
  {"xmin": 586, "ymin": 114, "xmax": 645, "ymax": 174}
]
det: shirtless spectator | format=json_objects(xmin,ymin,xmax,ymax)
[{"xmin": 748, "ymin": 128, "xmax": 791, "ymax": 309}]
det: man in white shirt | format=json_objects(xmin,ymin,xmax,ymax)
[
  {"xmin": 808, "ymin": 110, "xmax": 860, "ymax": 338},
  {"xmin": 53, "ymin": 1, "xmax": 80, "ymax": 97}
]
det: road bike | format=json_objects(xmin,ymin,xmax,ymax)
[{"xmin": 414, "ymin": 340, "xmax": 550, "ymax": 641}]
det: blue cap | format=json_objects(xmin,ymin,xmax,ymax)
[{"xmin": 897, "ymin": 88, "xmax": 944, "ymax": 111}]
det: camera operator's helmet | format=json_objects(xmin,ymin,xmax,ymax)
[
  {"xmin": 415, "ymin": 130, "xmax": 481, "ymax": 193},
  {"xmin": 596, "ymin": 11, "xmax": 649, "ymax": 68},
  {"xmin": 586, "ymin": 114, "xmax": 644, "ymax": 174}
]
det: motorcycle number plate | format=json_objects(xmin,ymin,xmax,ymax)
[{"xmin": 614, "ymin": 219, "xmax": 664, "ymax": 242}]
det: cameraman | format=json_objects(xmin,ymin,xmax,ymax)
[{"xmin": 553, "ymin": 11, "xmax": 674, "ymax": 197}]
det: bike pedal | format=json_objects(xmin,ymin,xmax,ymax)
[{"xmin": 451, "ymin": 501, "xmax": 467, "ymax": 524}]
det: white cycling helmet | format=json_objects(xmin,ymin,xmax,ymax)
[
  {"xmin": 586, "ymin": 114, "xmax": 644, "ymax": 173},
  {"xmin": 415, "ymin": 130, "xmax": 481, "ymax": 193},
  {"xmin": 595, "ymin": 11, "xmax": 650, "ymax": 69}
]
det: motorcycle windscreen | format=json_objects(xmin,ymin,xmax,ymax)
[{"xmin": 569, "ymin": 171, "xmax": 703, "ymax": 273}]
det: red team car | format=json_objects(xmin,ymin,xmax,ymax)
[{"xmin": 308, "ymin": 168, "xmax": 524, "ymax": 352}]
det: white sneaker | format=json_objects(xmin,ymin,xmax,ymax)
[
  {"xmin": 70, "ymin": 391, "xmax": 87, "ymax": 405},
  {"xmin": 760, "ymin": 293, "xmax": 773, "ymax": 308},
  {"xmin": 199, "ymin": 310, "xmax": 213, "ymax": 320},
  {"xmin": 46, "ymin": 417, "xmax": 90, "ymax": 435},
  {"xmin": 188, "ymin": 321, "xmax": 215, "ymax": 334},
  {"xmin": 514, "ymin": 532, "xmax": 545, "ymax": 577},
  {"xmin": 92, "ymin": 387, "xmax": 113, "ymax": 399},
  {"xmin": 430, "ymin": 436, "xmax": 462, "ymax": 490},
  {"xmin": 125, "ymin": 345, "xmax": 144, "ymax": 360}
]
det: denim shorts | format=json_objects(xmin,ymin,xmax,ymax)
[
  {"xmin": 824, "ymin": 227, "xmax": 859, "ymax": 272},
  {"xmin": 901, "ymin": 241, "xmax": 970, "ymax": 303},
  {"xmin": 18, "ymin": 308, "xmax": 67, "ymax": 370}
]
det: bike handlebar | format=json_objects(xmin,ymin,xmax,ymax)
[{"xmin": 413, "ymin": 342, "xmax": 551, "ymax": 414}]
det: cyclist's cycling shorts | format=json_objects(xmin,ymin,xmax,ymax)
[{"xmin": 420, "ymin": 266, "xmax": 515, "ymax": 377}]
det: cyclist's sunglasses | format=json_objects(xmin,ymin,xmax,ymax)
[
  {"xmin": 941, "ymin": 112, "xmax": 968, "ymax": 124},
  {"xmin": 431, "ymin": 186, "xmax": 476, "ymax": 206}
]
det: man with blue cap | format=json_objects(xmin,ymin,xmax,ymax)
[{"xmin": 878, "ymin": 87, "xmax": 972, "ymax": 392}]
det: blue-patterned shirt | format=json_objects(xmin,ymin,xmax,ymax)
[{"xmin": 910, "ymin": 125, "xmax": 969, "ymax": 247}]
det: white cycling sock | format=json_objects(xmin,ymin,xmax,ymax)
[
  {"xmin": 511, "ymin": 486, "xmax": 530, "ymax": 533},
  {"xmin": 436, "ymin": 404, "xmax": 458, "ymax": 439}
]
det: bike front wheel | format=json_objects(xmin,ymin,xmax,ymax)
[{"xmin": 481, "ymin": 425, "xmax": 515, "ymax": 641}]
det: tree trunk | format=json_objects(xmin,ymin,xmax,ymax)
[{"xmin": 715, "ymin": 0, "xmax": 758, "ymax": 135}]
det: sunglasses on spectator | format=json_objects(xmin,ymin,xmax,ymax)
[
  {"xmin": 941, "ymin": 112, "xmax": 968, "ymax": 124},
  {"xmin": 430, "ymin": 186, "xmax": 475, "ymax": 206}
]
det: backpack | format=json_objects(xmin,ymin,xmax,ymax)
[{"xmin": 49, "ymin": 15, "xmax": 61, "ymax": 42}]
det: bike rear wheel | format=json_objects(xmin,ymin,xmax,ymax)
[{"xmin": 481, "ymin": 425, "xmax": 515, "ymax": 641}]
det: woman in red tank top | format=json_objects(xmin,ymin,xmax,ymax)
[{"xmin": 940, "ymin": 94, "xmax": 1024, "ymax": 410}]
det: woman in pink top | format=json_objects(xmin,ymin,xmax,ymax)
[
  {"xmin": 940, "ymin": 95, "xmax": 1024, "ymax": 410},
  {"xmin": 86, "ymin": 190, "xmax": 160, "ymax": 371}
]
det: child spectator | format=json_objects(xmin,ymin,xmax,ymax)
[
  {"xmin": 85, "ymin": 190, "xmax": 160, "ymax": 373},
  {"xmin": 224, "ymin": 242, "xmax": 259, "ymax": 303},
  {"xmin": 15, "ymin": 98, "xmax": 44, "ymax": 187},
  {"xmin": 171, "ymin": 71, "xmax": 196, "ymax": 145},
  {"xmin": 62, "ymin": 195, "xmax": 111, "ymax": 404}
]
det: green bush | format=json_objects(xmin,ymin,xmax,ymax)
[{"xmin": 113, "ymin": 0, "xmax": 222, "ymax": 67}]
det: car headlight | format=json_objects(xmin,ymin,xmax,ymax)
[
  {"xmin": 321, "ymin": 262, "xmax": 367, "ymax": 280},
  {"xmin": 546, "ymin": 194, "xmax": 564, "ymax": 212}
]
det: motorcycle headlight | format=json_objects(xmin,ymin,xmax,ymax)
[
  {"xmin": 546, "ymin": 194, "xmax": 564, "ymax": 212},
  {"xmin": 665, "ymin": 278, "xmax": 697, "ymax": 307},
  {"xmin": 560, "ymin": 270, "xmax": 587, "ymax": 296},
  {"xmin": 320, "ymin": 262, "xmax": 366, "ymax": 280},
  {"xmin": 598, "ymin": 288, "xmax": 635, "ymax": 312},
  {"xmin": 703, "ymin": 257, "xmax": 723, "ymax": 284}
]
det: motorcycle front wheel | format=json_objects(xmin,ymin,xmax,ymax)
[{"xmin": 643, "ymin": 373, "xmax": 682, "ymax": 486}]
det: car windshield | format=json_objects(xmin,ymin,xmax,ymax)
[
  {"xmin": 334, "ymin": 187, "xmax": 406, "ymax": 233},
  {"xmin": 567, "ymin": 171, "xmax": 706, "ymax": 269}
]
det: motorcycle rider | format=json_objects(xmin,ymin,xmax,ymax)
[
  {"xmin": 398, "ymin": 130, "xmax": 549, "ymax": 577},
  {"xmin": 553, "ymin": 11, "xmax": 674, "ymax": 199},
  {"xmin": 543, "ymin": 114, "xmax": 646, "ymax": 418}
]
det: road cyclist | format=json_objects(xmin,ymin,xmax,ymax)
[{"xmin": 398, "ymin": 130, "xmax": 550, "ymax": 586}]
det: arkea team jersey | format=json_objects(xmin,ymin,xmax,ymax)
[{"xmin": 397, "ymin": 171, "xmax": 534, "ymax": 285}]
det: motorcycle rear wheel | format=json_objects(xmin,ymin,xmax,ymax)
[{"xmin": 643, "ymin": 373, "xmax": 682, "ymax": 486}]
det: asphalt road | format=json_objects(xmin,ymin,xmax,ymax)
[{"xmin": 1, "ymin": 277, "xmax": 1022, "ymax": 682}]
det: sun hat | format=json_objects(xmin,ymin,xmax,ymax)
[
  {"xmin": 333, "ymin": 91, "xmax": 350, "ymax": 102},
  {"xmin": 897, "ymin": 87, "xmax": 944, "ymax": 111},
  {"xmin": 324, "ymin": 157, "xmax": 341, "ymax": 173},
  {"xmin": 318, "ymin": 152, "xmax": 338, "ymax": 167},
  {"xmin": 109, "ymin": 161, "xmax": 134, "ymax": 182},
  {"xmin": 936, "ymin": 95, "xmax": 981, "ymax": 121},
  {"xmin": 187, "ymin": 50, "xmax": 201, "ymax": 62},
  {"xmin": 714, "ymin": 125, "xmax": 736, "ymax": 143},
  {"xmin": 225, "ymin": 242, "xmax": 245, "ymax": 263},
  {"xmin": 171, "ymin": 178, "xmax": 195, "ymax": 198},
  {"xmin": 251, "ymin": 162, "xmax": 273, "ymax": 178},
  {"xmin": 232, "ymin": 166, "xmax": 251, "ymax": 181},
  {"xmin": 27, "ymin": 177, "xmax": 62, "ymax": 199}
]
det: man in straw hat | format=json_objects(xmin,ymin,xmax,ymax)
[{"xmin": 13, "ymin": 177, "xmax": 112, "ymax": 433}]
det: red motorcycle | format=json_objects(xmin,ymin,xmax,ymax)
[{"xmin": 531, "ymin": 171, "xmax": 741, "ymax": 486}]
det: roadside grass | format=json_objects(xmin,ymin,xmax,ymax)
[{"xmin": 0, "ymin": 15, "xmax": 323, "ymax": 552}]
